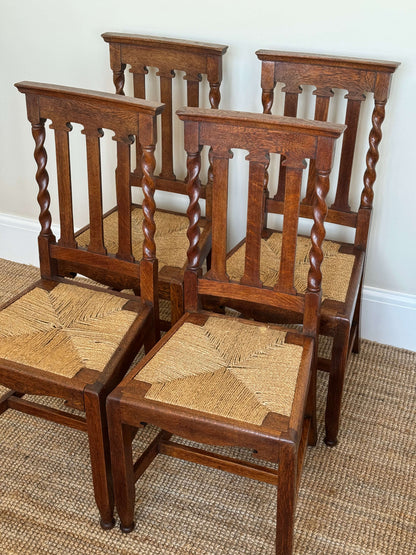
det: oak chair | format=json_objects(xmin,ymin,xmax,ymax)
[
  {"xmin": 0, "ymin": 82, "xmax": 163, "ymax": 528},
  {"xmin": 76, "ymin": 33, "xmax": 228, "ymax": 328},
  {"xmin": 228, "ymin": 51, "xmax": 399, "ymax": 445},
  {"xmin": 106, "ymin": 107, "xmax": 345, "ymax": 553}
]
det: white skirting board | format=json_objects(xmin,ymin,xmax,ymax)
[
  {"xmin": 1, "ymin": 212, "xmax": 415, "ymax": 352},
  {"xmin": 361, "ymin": 287, "xmax": 416, "ymax": 352}
]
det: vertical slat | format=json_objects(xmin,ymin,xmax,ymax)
[
  {"xmin": 314, "ymin": 94, "xmax": 331, "ymax": 121},
  {"xmin": 274, "ymin": 90, "xmax": 300, "ymax": 201},
  {"xmin": 83, "ymin": 128, "xmax": 106, "ymax": 255},
  {"xmin": 132, "ymin": 71, "xmax": 146, "ymax": 182},
  {"xmin": 283, "ymin": 92, "xmax": 300, "ymax": 117},
  {"xmin": 158, "ymin": 71, "xmax": 176, "ymax": 180},
  {"xmin": 303, "ymin": 91, "xmax": 332, "ymax": 205},
  {"xmin": 275, "ymin": 162, "xmax": 304, "ymax": 294},
  {"xmin": 186, "ymin": 78, "xmax": 200, "ymax": 108},
  {"xmin": 53, "ymin": 123, "xmax": 76, "ymax": 248},
  {"xmin": 133, "ymin": 72, "xmax": 146, "ymax": 98},
  {"xmin": 331, "ymin": 96, "xmax": 364, "ymax": 212},
  {"xmin": 209, "ymin": 151, "xmax": 231, "ymax": 282},
  {"xmin": 115, "ymin": 138, "xmax": 134, "ymax": 262},
  {"xmin": 241, "ymin": 157, "xmax": 269, "ymax": 287}
]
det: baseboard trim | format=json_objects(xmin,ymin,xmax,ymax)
[
  {"xmin": 361, "ymin": 286, "xmax": 416, "ymax": 351},
  {"xmin": 0, "ymin": 213, "xmax": 414, "ymax": 351},
  {"xmin": 0, "ymin": 213, "xmax": 61, "ymax": 266}
]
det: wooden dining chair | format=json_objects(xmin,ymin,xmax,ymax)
[
  {"xmin": 228, "ymin": 50, "xmax": 399, "ymax": 446},
  {"xmin": 106, "ymin": 107, "xmax": 345, "ymax": 553},
  {"xmin": 0, "ymin": 81, "xmax": 163, "ymax": 529},
  {"xmin": 76, "ymin": 33, "xmax": 228, "ymax": 328}
]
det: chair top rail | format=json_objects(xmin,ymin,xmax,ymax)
[
  {"xmin": 15, "ymin": 81, "xmax": 164, "ymax": 116},
  {"xmin": 102, "ymin": 32, "xmax": 228, "ymax": 56},
  {"xmin": 177, "ymin": 107, "xmax": 346, "ymax": 139},
  {"xmin": 256, "ymin": 50, "xmax": 400, "ymax": 73}
]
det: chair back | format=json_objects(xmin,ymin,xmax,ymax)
[
  {"xmin": 177, "ymin": 108, "xmax": 345, "ymax": 335},
  {"xmin": 103, "ymin": 32, "xmax": 228, "ymax": 211},
  {"xmin": 15, "ymin": 81, "xmax": 164, "ymax": 304},
  {"xmin": 256, "ymin": 50, "xmax": 399, "ymax": 248}
]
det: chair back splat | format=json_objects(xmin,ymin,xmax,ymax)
[
  {"xmin": 256, "ymin": 51, "xmax": 399, "ymax": 248},
  {"xmin": 16, "ymin": 82, "xmax": 164, "ymax": 305},
  {"xmin": 103, "ymin": 32, "xmax": 228, "ymax": 202},
  {"xmin": 178, "ymin": 108, "xmax": 346, "ymax": 336}
]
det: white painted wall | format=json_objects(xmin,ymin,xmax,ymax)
[{"xmin": 1, "ymin": 0, "xmax": 415, "ymax": 349}]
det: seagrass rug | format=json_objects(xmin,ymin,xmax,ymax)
[{"xmin": 0, "ymin": 259, "xmax": 415, "ymax": 554}]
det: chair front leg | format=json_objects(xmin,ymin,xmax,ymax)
[
  {"xmin": 106, "ymin": 394, "xmax": 136, "ymax": 532},
  {"xmin": 276, "ymin": 442, "xmax": 297, "ymax": 555},
  {"xmin": 84, "ymin": 385, "xmax": 115, "ymax": 529}
]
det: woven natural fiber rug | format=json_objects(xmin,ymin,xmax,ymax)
[{"xmin": 0, "ymin": 259, "xmax": 415, "ymax": 554}]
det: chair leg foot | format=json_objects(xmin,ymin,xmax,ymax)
[
  {"xmin": 100, "ymin": 517, "xmax": 116, "ymax": 530},
  {"xmin": 352, "ymin": 333, "xmax": 361, "ymax": 355},
  {"xmin": 120, "ymin": 521, "xmax": 135, "ymax": 534},
  {"xmin": 323, "ymin": 436, "xmax": 338, "ymax": 448}
]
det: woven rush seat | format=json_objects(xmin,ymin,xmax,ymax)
[
  {"xmin": 227, "ymin": 232, "xmax": 355, "ymax": 304},
  {"xmin": 135, "ymin": 315, "xmax": 303, "ymax": 426},
  {"xmin": 77, "ymin": 207, "xmax": 209, "ymax": 271},
  {"xmin": 0, "ymin": 281, "xmax": 145, "ymax": 379}
]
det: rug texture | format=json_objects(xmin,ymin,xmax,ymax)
[{"xmin": 0, "ymin": 259, "xmax": 415, "ymax": 554}]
